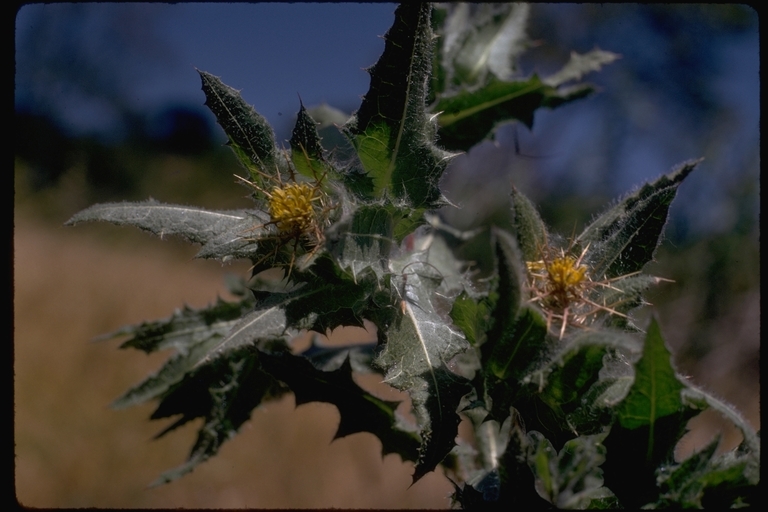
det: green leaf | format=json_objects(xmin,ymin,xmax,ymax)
[
  {"xmin": 65, "ymin": 201, "xmax": 269, "ymax": 255},
  {"xmin": 149, "ymin": 348, "xmax": 287, "ymax": 486},
  {"xmin": 101, "ymin": 296, "xmax": 256, "ymax": 409},
  {"xmin": 373, "ymin": 241, "xmax": 471, "ymax": 481},
  {"xmin": 198, "ymin": 301, "xmax": 294, "ymax": 365},
  {"xmin": 325, "ymin": 203, "xmax": 399, "ymax": 281},
  {"xmin": 616, "ymin": 316, "xmax": 685, "ymax": 432},
  {"xmin": 449, "ymin": 291, "xmax": 491, "ymax": 347},
  {"xmin": 577, "ymin": 159, "xmax": 702, "ymax": 278},
  {"xmin": 410, "ymin": 365, "xmax": 472, "ymax": 482},
  {"xmin": 344, "ymin": 3, "xmax": 455, "ymax": 208},
  {"xmin": 258, "ymin": 351, "xmax": 420, "ymax": 463},
  {"xmin": 602, "ymin": 316, "xmax": 698, "ymax": 508},
  {"xmin": 510, "ymin": 186, "xmax": 548, "ymax": 262},
  {"xmin": 289, "ymin": 100, "xmax": 336, "ymax": 182},
  {"xmin": 198, "ymin": 70, "xmax": 280, "ymax": 185},
  {"xmin": 434, "ymin": 74, "xmax": 594, "ymax": 152},
  {"xmin": 527, "ymin": 431, "xmax": 614, "ymax": 509},
  {"xmin": 526, "ymin": 330, "xmax": 642, "ymax": 426}
]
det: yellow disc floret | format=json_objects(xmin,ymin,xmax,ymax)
[
  {"xmin": 548, "ymin": 256, "xmax": 587, "ymax": 292},
  {"xmin": 268, "ymin": 182, "xmax": 318, "ymax": 235}
]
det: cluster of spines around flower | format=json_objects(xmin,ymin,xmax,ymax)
[
  {"xmin": 236, "ymin": 150, "xmax": 336, "ymax": 274},
  {"xmin": 525, "ymin": 241, "xmax": 641, "ymax": 339}
]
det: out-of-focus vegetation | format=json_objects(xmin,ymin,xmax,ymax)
[{"xmin": 14, "ymin": 3, "xmax": 758, "ymax": 508}]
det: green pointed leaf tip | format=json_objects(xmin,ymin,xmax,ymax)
[
  {"xmin": 344, "ymin": 3, "xmax": 452, "ymax": 207},
  {"xmin": 578, "ymin": 158, "xmax": 701, "ymax": 278},
  {"xmin": 290, "ymin": 101, "xmax": 333, "ymax": 181},
  {"xmin": 198, "ymin": 70, "xmax": 279, "ymax": 182},
  {"xmin": 617, "ymin": 316, "xmax": 685, "ymax": 430},
  {"xmin": 510, "ymin": 186, "xmax": 548, "ymax": 262}
]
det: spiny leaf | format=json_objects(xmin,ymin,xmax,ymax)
[
  {"xmin": 469, "ymin": 417, "xmax": 551, "ymax": 508},
  {"xmin": 655, "ymin": 436, "xmax": 721, "ymax": 508},
  {"xmin": 478, "ymin": 229, "xmax": 549, "ymax": 420},
  {"xmin": 527, "ymin": 431, "xmax": 614, "ymax": 509},
  {"xmin": 681, "ymin": 387, "xmax": 760, "ymax": 460},
  {"xmin": 65, "ymin": 200, "xmax": 269, "ymax": 249},
  {"xmin": 99, "ymin": 295, "xmax": 255, "ymax": 354},
  {"xmin": 113, "ymin": 336, "xmax": 227, "ymax": 411},
  {"xmin": 259, "ymin": 351, "xmax": 420, "ymax": 463},
  {"xmin": 193, "ymin": 223, "xmax": 266, "ymax": 262},
  {"xmin": 410, "ymin": 364, "xmax": 472, "ymax": 483},
  {"xmin": 289, "ymin": 100, "xmax": 336, "ymax": 182},
  {"xmin": 430, "ymin": 10, "xmax": 617, "ymax": 151},
  {"xmin": 298, "ymin": 336, "xmax": 376, "ymax": 374},
  {"xmin": 344, "ymin": 3, "xmax": 455, "ymax": 208},
  {"xmin": 525, "ymin": 330, "xmax": 642, "ymax": 426},
  {"xmin": 198, "ymin": 70, "xmax": 280, "ymax": 185},
  {"xmin": 482, "ymin": 229, "xmax": 545, "ymax": 380},
  {"xmin": 203, "ymin": 255, "xmax": 376, "ymax": 365},
  {"xmin": 578, "ymin": 158, "xmax": 702, "ymax": 278},
  {"xmin": 198, "ymin": 300, "xmax": 294, "ymax": 366},
  {"xmin": 149, "ymin": 349, "xmax": 287, "ymax": 486},
  {"xmin": 325, "ymin": 204, "xmax": 399, "ymax": 281},
  {"xmin": 104, "ymin": 296, "xmax": 256, "ymax": 409},
  {"xmin": 373, "ymin": 241, "xmax": 471, "ymax": 481},
  {"xmin": 434, "ymin": 74, "xmax": 594, "ymax": 152},
  {"xmin": 284, "ymin": 253, "xmax": 375, "ymax": 333}
]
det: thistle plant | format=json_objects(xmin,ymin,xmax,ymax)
[{"xmin": 66, "ymin": 4, "xmax": 758, "ymax": 508}]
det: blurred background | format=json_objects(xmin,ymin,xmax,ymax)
[{"xmin": 14, "ymin": 3, "xmax": 758, "ymax": 508}]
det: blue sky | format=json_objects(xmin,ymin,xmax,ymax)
[{"xmin": 16, "ymin": 3, "xmax": 397, "ymax": 141}]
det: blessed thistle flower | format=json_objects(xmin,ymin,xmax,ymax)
[
  {"xmin": 526, "ymin": 244, "xmax": 634, "ymax": 339},
  {"xmin": 268, "ymin": 181, "xmax": 321, "ymax": 236},
  {"xmin": 235, "ymin": 156, "xmax": 334, "ymax": 274}
]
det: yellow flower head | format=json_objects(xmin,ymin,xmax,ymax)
[
  {"xmin": 547, "ymin": 256, "xmax": 587, "ymax": 293},
  {"xmin": 268, "ymin": 182, "xmax": 318, "ymax": 235}
]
